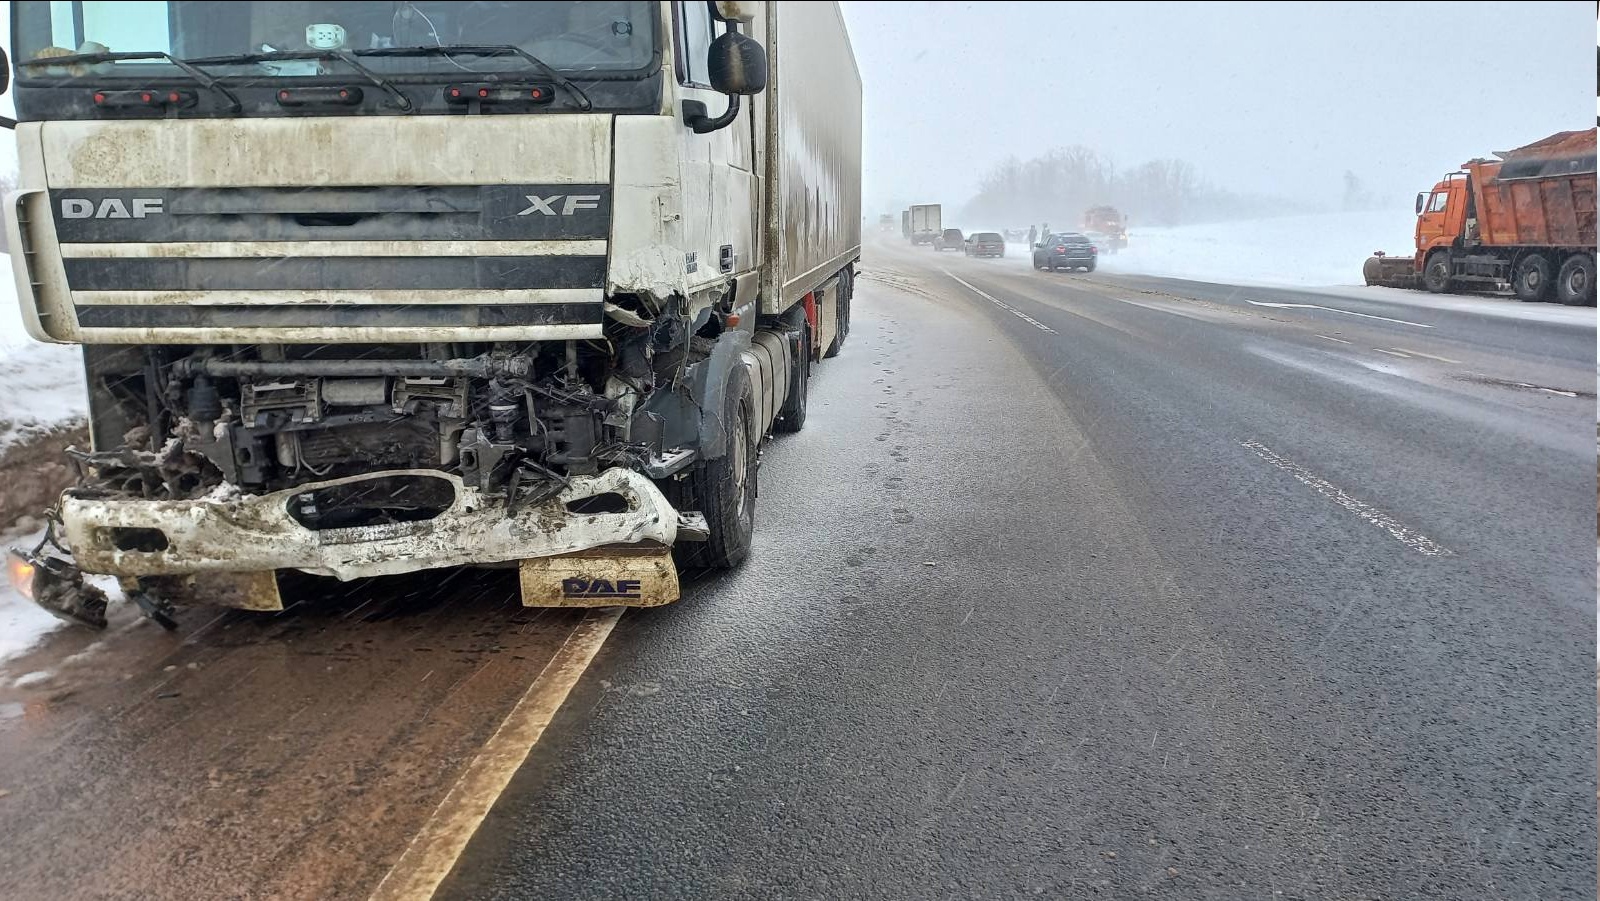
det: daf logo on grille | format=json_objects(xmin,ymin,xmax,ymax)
[
  {"xmin": 518, "ymin": 193, "xmax": 601, "ymax": 216},
  {"xmin": 60, "ymin": 198, "xmax": 164, "ymax": 219}
]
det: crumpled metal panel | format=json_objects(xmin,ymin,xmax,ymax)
[{"xmin": 60, "ymin": 467, "xmax": 679, "ymax": 581}]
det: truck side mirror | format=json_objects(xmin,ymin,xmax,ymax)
[
  {"xmin": 708, "ymin": 31, "xmax": 766, "ymax": 95},
  {"xmin": 0, "ymin": 47, "xmax": 10, "ymax": 95},
  {"xmin": 1415, "ymin": 193, "xmax": 1426, "ymax": 215}
]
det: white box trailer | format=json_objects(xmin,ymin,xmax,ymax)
[
  {"xmin": 910, "ymin": 203, "xmax": 942, "ymax": 244},
  {"xmin": 0, "ymin": 0, "xmax": 861, "ymax": 628}
]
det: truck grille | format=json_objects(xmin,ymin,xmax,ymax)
[{"xmin": 48, "ymin": 185, "xmax": 611, "ymax": 338}]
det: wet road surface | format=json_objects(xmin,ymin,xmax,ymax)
[
  {"xmin": 0, "ymin": 238, "xmax": 1593, "ymax": 899},
  {"xmin": 439, "ymin": 241, "xmax": 1595, "ymax": 899}
]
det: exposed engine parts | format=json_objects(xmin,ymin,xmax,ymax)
[{"xmin": 72, "ymin": 295, "xmax": 723, "ymax": 509}]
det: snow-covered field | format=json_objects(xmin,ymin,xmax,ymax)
[{"xmin": 1001, "ymin": 210, "xmax": 1417, "ymax": 288}]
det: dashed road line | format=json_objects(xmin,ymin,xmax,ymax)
[
  {"xmin": 1241, "ymin": 440, "xmax": 1452, "ymax": 557},
  {"xmin": 1373, "ymin": 348, "xmax": 1411, "ymax": 359},
  {"xmin": 1393, "ymin": 348, "xmax": 1462, "ymax": 364},
  {"xmin": 943, "ymin": 270, "xmax": 1058, "ymax": 334},
  {"xmin": 1245, "ymin": 299, "xmax": 1434, "ymax": 328},
  {"xmin": 370, "ymin": 608, "xmax": 623, "ymax": 901},
  {"xmin": 1314, "ymin": 334, "xmax": 1352, "ymax": 345}
]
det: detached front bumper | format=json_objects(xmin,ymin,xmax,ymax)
[{"xmin": 59, "ymin": 467, "xmax": 680, "ymax": 582}]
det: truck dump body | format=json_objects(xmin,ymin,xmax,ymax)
[{"xmin": 1468, "ymin": 129, "xmax": 1596, "ymax": 250}]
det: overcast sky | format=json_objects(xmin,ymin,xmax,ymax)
[
  {"xmin": 0, "ymin": 1, "xmax": 1590, "ymax": 222},
  {"xmin": 842, "ymin": 0, "xmax": 1594, "ymax": 218}
]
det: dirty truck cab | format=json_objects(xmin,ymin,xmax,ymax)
[{"xmin": 0, "ymin": 1, "xmax": 862, "ymax": 627}]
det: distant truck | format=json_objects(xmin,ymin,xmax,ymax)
[
  {"xmin": 1365, "ymin": 130, "xmax": 1596, "ymax": 305},
  {"xmin": 878, "ymin": 213, "xmax": 896, "ymax": 233},
  {"xmin": 2, "ymin": 0, "xmax": 862, "ymax": 627},
  {"xmin": 910, "ymin": 204, "xmax": 942, "ymax": 245},
  {"xmin": 1081, "ymin": 206, "xmax": 1128, "ymax": 253},
  {"xmin": 901, "ymin": 210, "xmax": 912, "ymax": 240}
]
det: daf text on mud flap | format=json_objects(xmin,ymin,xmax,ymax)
[{"xmin": 563, "ymin": 578, "xmax": 644, "ymax": 600}]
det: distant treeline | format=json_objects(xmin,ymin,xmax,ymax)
[{"xmin": 962, "ymin": 146, "xmax": 1305, "ymax": 230}]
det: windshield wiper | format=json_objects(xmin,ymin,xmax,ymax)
[
  {"xmin": 19, "ymin": 51, "xmax": 242, "ymax": 112},
  {"xmin": 355, "ymin": 45, "xmax": 593, "ymax": 111},
  {"xmin": 185, "ymin": 50, "xmax": 414, "ymax": 112}
]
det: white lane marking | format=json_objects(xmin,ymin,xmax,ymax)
[
  {"xmin": 1315, "ymin": 334, "xmax": 1352, "ymax": 345},
  {"xmin": 1246, "ymin": 299, "xmax": 1434, "ymax": 328},
  {"xmin": 942, "ymin": 270, "xmax": 1058, "ymax": 334},
  {"xmin": 1240, "ymin": 440, "xmax": 1452, "ymax": 557},
  {"xmin": 1373, "ymin": 348, "xmax": 1411, "ymax": 359},
  {"xmin": 370, "ymin": 608, "xmax": 623, "ymax": 901},
  {"xmin": 1530, "ymin": 385, "xmax": 1579, "ymax": 397},
  {"xmin": 1393, "ymin": 348, "xmax": 1461, "ymax": 365}
]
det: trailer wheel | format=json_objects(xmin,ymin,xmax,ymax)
[
  {"xmin": 1555, "ymin": 254, "xmax": 1596, "ymax": 306},
  {"xmin": 837, "ymin": 267, "xmax": 853, "ymax": 343},
  {"xmin": 823, "ymin": 286, "xmax": 843, "ymax": 358},
  {"xmin": 1422, "ymin": 252, "xmax": 1453, "ymax": 294},
  {"xmin": 774, "ymin": 327, "xmax": 809, "ymax": 434},
  {"xmin": 678, "ymin": 365, "xmax": 757, "ymax": 570},
  {"xmin": 1513, "ymin": 253, "xmax": 1554, "ymax": 302}
]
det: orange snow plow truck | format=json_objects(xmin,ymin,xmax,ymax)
[{"xmin": 1364, "ymin": 129, "xmax": 1596, "ymax": 305}]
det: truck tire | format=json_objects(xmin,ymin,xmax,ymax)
[
  {"xmin": 823, "ymin": 286, "xmax": 843, "ymax": 358},
  {"xmin": 773, "ymin": 328, "xmax": 809, "ymax": 434},
  {"xmin": 837, "ymin": 267, "xmax": 853, "ymax": 344},
  {"xmin": 1513, "ymin": 253, "xmax": 1553, "ymax": 302},
  {"xmin": 1422, "ymin": 251, "xmax": 1453, "ymax": 294},
  {"xmin": 1555, "ymin": 254, "xmax": 1595, "ymax": 306},
  {"xmin": 678, "ymin": 365, "xmax": 757, "ymax": 570}
]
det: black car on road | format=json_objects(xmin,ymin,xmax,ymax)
[
  {"xmin": 963, "ymin": 232, "xmax": 1005, "ymax": 257},
  {"xmin": 1033, "ymin": 232, "xmax": 1097, "ymax": 272}
]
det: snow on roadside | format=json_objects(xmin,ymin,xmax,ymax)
[
  {"xmin": 0, "ymin": 528, "xmax": 63, "ymax": 661},
  {"xmin": 0, "ymin": 254, "xmax": 89, "ymax": 660},
  {"xmin": 0, "ymin": 255, "xmax": 87, "ymax": 453},
  {"xmin": 987, "ymin": 210, "xmax": 1418, "ymax": 289},
  {"xmin": 1092, "ymin": 210, "xmax": 1417, "ymax": 288}
]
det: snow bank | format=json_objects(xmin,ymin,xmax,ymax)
[
  {"xmin": 0, "ymin": 255, "xmax": 87, "ymax": 452},
  {"xmin": 1080, "ymin": 210, "xmax": 1417, "ymax": 288}
]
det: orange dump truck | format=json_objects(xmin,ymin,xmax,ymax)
[
  {"xmin": 1365, "ymin": 129, "xmax": 1596, "ymax": 305},
  {"xmin": 1081, "ymin": 206, "xmax": 1128, "ymax": 253}
]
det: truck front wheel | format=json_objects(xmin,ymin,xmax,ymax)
[
  {"xmin": 1422, "ymin": 252, "xmax": 1453, "ymax": 294},
  {"xmin": 1513, "ymin": 253, "xmax": 1554, "ymax": 302},
  {"xmin": 679, "ymin": 365, "xmax": 757, "ymax": 570},
  {"xmin": 1555, "ymin": 254, "xmax": 1595, "ymax": 306}
]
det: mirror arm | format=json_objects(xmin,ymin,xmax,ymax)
[
  {"xmin": 0, "ymin": 117, "xmax": 15, "ymax": 131},
  {"xmin": 683, "ymin": 17, "xmax": 747, "ymax": 134},
  {"xmin": 683, "ymin": 94, "xmax": 740, "ymax": 134}
]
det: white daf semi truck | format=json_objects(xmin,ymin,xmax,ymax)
[{"xmin": 1, "ymin": 0, "xmax": 861, "ymax": 627}]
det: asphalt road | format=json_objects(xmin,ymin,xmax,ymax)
[
  {"xmin": 0, "ymin": 238, "xmax": 1591, "ymax": 899},
  {"xmin": 438, "ymin": 241, "xmax": 1596, "ymax": 899}
]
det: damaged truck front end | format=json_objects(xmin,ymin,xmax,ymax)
[{"xmin": 2, "ymin": 0, "xmax": 861, "ymax": 628}]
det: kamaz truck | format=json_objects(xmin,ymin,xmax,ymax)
[
  {"xmin": 1364, "ymin": 130, "xmax": 1595, "ymax": 305},
  {"xmin": 1, "ymin": 0, "xmax": 861, "ymax": 627}
]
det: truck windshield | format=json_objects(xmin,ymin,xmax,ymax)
[{"xmin": 13, "ymin": 1, "xmax": 657, "ymax": 78}]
